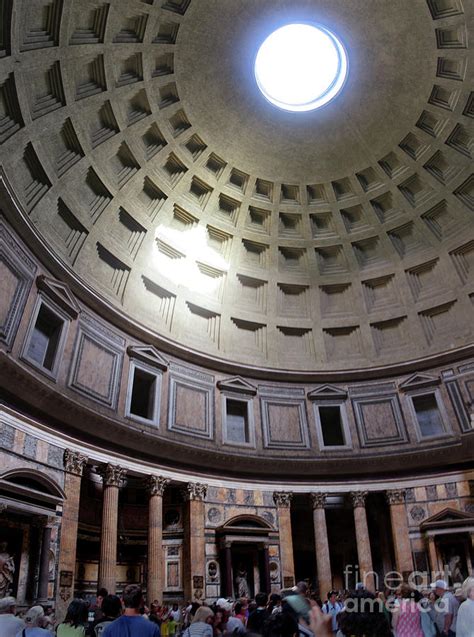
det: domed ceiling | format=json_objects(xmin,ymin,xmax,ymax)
[{"xmin": 1, "ymin": 0, "xmax": 473, "ymax": 371}]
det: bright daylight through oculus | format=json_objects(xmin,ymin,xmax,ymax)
[{"xmin": 254, "ymin": 23, "xmax": 348, "ymax": 112}]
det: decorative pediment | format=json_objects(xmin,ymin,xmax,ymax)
[
  {"xmin": 36, "ymin": 275, "xmax": 80, "ymax": 319},
  {"xmin": 420, "ymin": 507, "xmax": 474, "ymax": 531},
  {"xmin": 217, "ymin": 376, "xmax": 257, "ymax": 396},
  {"xmin": 127, "ymin": 345, "xmax": 168, "ymax": 370},
  {"xmin": 307, "ymin": 384, "xmax": 347, "ymax": 400},
  {"xmin": 399, "ymin": 373, "xmax": 440, "ymax": 392},
  {"xmin": 218, "ymin": 514, "xmax": 274, "ymax": 536}
]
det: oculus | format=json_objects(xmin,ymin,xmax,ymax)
[{"xmin": 254, "ymin": 23, "xmax": 348, "ymax": 112}]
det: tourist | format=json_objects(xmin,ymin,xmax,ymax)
[
  {"xmin": 167, "ymin": 612, "xmax": 177, "ymax": 637},
  {"xmin": 392, "ymin": 583, "xmax": 424, "ymax": 637},
  {"xmin": 322, "ymin": 591, "xmax": 343, "ymax": 634},
  {"xmin": 170, "ymin": 604, "xmax": 181, "ymax": 625},
  {"xmin": 148, "ymin": 603, "xmax": 162, "ymax": 628},
  {"xmin": 233, "ymin": 601, "xmax": 247, "ymax": 624},
  {"xmin": 247, "ymin": 593, "xmax": 269, "ymax": 633},
  {"xmin": 267, "ymin": 594, "xmax": 282, "ymax": 616},
  {"xmin": 92, "ymin": 589, "xmax": 108, "ymax": 624},
  {"xmin": 261, "ymin": 597, "xmax": 298, "ymax": 637},
  {"xmin": 431, "ymin": 579, "xmax": 459, "ymax": 637},
  {"xmin": 336, "ymin": 589, "xmax": 392, "ymax": 637},
  {"xmin": 57, "ymin": 599, "xmax": 89, "ymax": 636},
  {"xmin": 213, "ymin": 608, "xmax": 227, "ymax": 637},
  {"xmin": 16, "ymin": 605, "xmax": 51, "ymax": 636},
  {"xmin": 0, "ymin": 596, "xmax": 24, "ymax": 637},
  {"xmin": 457, "ymin": 576, "xmax": 474, "ymax": 637},
  {"xmin": 182, "ymin": 606, "xmax": 214, "ymax": 637},
  {"xmin": 88, "ymin": 594, "xmax": 122, "ymax": 636},
  {"xmin": 101, "ymin": 585, "xmax": 159, "ymax": 637},
  {"xmin": 415, "ymin": 590, "xmax": 437, "ymax": 637}
]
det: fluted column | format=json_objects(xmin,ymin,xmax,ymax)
[
  {"xmin": 273, "ymin": 492, "xmax": 295, "ymax": 587},
  {"xmin": 146, "ymin": 475, "xmax": 169, "ymax": 603},
  {"xmin": 386, "ymin": 490, "xmax": 413, "ymax": 578},
  {"xmin": 98, "ymin": 464, "xmax": 126, "ymax": 594},
  {"xmin": 350, "ymin": 491, "xmax": 375, "ymax": 591},
  {"xmin": 311, "ymin": 493, "xmax": 332, "ymax": 597},
  {"xmin": 183, "ymin": 482, "xmax": 207, "ymax": 601},
  {"xmin": 56, "ymin": 449, "xmax": 88, "ymax": 620}
]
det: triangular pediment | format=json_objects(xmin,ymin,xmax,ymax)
[
  {"xmin": 127, "ymin": 345, "xmax": 168, "ymax": 370},
  {"xmin": 399, "ymin": 373, "xmax": 440, "ymax": 391},
  {"xmin": 421, "ymin": 507, "xmax": 474, "ymax": 530},
  {"xmin": 217, "ymin": 376, "xmax": 257, "ymax": 396},
  {"xmin": 307, "ymin": 384, "xmax": 347, "ymax": 400},
  {"xmin": 36, "ymin": 275, "xmax": 81, "ymax": 318}
]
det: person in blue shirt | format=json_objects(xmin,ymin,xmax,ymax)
[{"xmin": 103, "ymin": 584, "xmax": 160, "ymax": 637}]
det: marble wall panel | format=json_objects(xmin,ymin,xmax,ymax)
[
  {"xmin": 68, "ymin": 316, "xmax": 124, "ymax": 408},
  {"xmin": 168, "ymin": 371, "xmax": 214, "ymax": 439},
  {"xmin": 260, "ymin": 397, "xmax": 310, "ymax": 449},
  {"xmin": 352, "ymin": 395, "xmax": 408, "ymax": 447}
]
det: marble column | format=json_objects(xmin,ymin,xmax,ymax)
[
  {"xmin": 146, "ymin": 475, "xmax": 169, "ymax": 604},
  {"xmin": 386, "ymin": 490, "xmax": 413, "ymax": 578},
  {"xmin": 38, "ymin": 520, "xmax": 53, "ymax": 601},
  {"xmin": 56, "ymin": 449, "xmax": 88, "ymax": 620},
  {"xmin": 223, "ymin": 541, "xmax": 233, "ymax": 597},
  {"xmin": 311, "ymin": 492, "xmax": 332, "ymax": 597},
  {"xmin": 273, "ymin": 492, "xmax": 295, "ymax": 588},
  {"xmin": 183, "ymin": 482, "xmax": 207, "ymax": 601},
  {"xmin": 427, "ymin": 535, "xmax": 440, "ymax": 577},
  {"xmin": 262, "ymin": 543, "xmax": 271, "ymax": 594},
  {"xmin": 350, "ymin": 491, "xmax": 375, "ymax": 591},
  {"xmin": 98, "ymin": 463, "xmax": 126, "ymax": 594}
]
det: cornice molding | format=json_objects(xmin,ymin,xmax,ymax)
[{"xmin": 1, "ymin": 351, "xmax": 474, "ymax": 481}]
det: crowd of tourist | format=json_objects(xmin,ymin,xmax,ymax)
[{"xmin": 1, "ymin": 576, "xmax": 473, "ymax": 637}]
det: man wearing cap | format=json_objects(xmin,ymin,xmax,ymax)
[
  {"xmin": 0, "ymin": 596, "xmax": 24, "ymax": 637},
  {"xmin": 432, "ymin": 579, "xmax": 459, "ymax": 637},
  {"xmin": 322, "ymin": 591, "xmax": 343, "ymax": 634}
]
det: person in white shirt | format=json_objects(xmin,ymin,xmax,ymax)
[
  {"xmin": 432, "ymin": 580, "xmax": 459, "ymax": 637},
  {"xmin": 457, "ymin": 577, "xmax": 474, "ymax": 637},
  {"xmin": 15, "ymin": 605, "xmax": 51, "ymax": 636},
  {"xmin": 322, "ymin": 591, "xmax": 343, "ymax": 634},
  {"xmin": 0, "ymin": 596, "xmax": 25, "ymax": 637}
]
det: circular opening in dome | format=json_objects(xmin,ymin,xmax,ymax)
[{"xmin": 254, "ymin": 23, "xmax": 348, "ymax": 112}]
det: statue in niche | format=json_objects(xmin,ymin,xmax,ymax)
[
  {"xmin": 0, "ymin": 541, "xmax": 15, "ymax": 598},
  {"xmin": 235, "ymin": 565, "xmax": 250, "ymax": 598},
  {"xmin": 448, "ymin": 555, "xmax": 464, "ymax": 584}
]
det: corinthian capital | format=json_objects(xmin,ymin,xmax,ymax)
[
  {"xmin": 349, "ymin": 491, "xmax": 368, "ymax": 508},
  {"xmin": 310, "ymin": 492, "xmax": 328, "ymax": 510},
  {"xmin": 146, "ymin": 475, "xmax": 170, "ymax": 497},
  {"xmin": 185, "ymin": 482, "xmax": 208, "ymax": 501},
  {"xmin": 386, "ymin": 489, "xmax": 406, "ymax": 505},
  {"xmin": 273, "ymin": 492, "xmax": 293, "ymax": 508},
  {"xmin": 63, "ymin": 449, "xmax": 88, "ymax": 476},
  {"xmin": 99, "ymin": 463, "xmax": 127, "ymax": 487}
]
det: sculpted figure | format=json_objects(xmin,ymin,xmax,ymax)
[
  {"xmin": 235, "ymin": 565, "xmax": 250, "ymax": 598},
  {"xmin": 0, "ymin": 541, "xmax": 15, "ymax": 598},
  {"xmin": 448, "ymin": 555, "xmax": 463, "ymax": 584}
]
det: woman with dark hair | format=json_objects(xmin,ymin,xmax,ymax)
[
  {"xmin": 336, "ymin": 590, "xmax": 392, "ymax": 637},
  {"xmin": 392, "ymin": 584, "xmax": 424, "ymax": 637},
  {"xmin": 88, "ymin": 595, "xmax": 122, "ymax": 637},
  {"xmin": 56, "ymin": 599, "xmax": 89, "ymax": 636}
]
